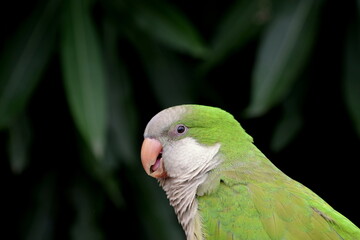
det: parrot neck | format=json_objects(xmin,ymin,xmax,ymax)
[{"xmin": 158, "ymin": 150, "xmax": 222, "ymax": 239}]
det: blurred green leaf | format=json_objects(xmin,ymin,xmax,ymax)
[
  {"xmin": 126, "ymin": 29, "xmax": 194, "ymax": 107},
  {"xmin": 270, "ymin": 82, "xmax": 304, "ymax": 151},
  {"xmin": 142, "ymin": 46, "xmax": 194, "ymax": 107},
  {"xmin": 61, "ymin": 0, "xmax": 107, "ymax": 159},
  {"xmin": 103, "ymin": 20, "xmax": 138, "ymax": 166},
  {"xmin": 132, "ymin": 1, "xmax": 207, "ymax": 58},
  {"xmin": 271, "ymin": 111, "xmax": 302, "ymax": 152},
  {"xmin": 246, "ymin": 0, "xmax": 321, "ymax": 117},
  {"xmin": 71, "ymin": 179, "xmax": 104, "ymax": 240},
  {"xmin": 199, "ymin": 0, "xmax": 270, "ymax": 74},
  {"xmin": 0, "ymin": 0, "xmax": 59, "ymax": 129},
  {"xmin": 23, "ymin": 175, "xmax": 56, "ymax": 240},
  {"xmin": 8, "ymin": 115, "xmax": 32, "ymax": 174},
  {"xmin": 81, "ymin": 142, "xmax": 123, "ymax": 208},
  {"xmin": 344, "ymin": 19, "xmax": 360, "ymax": 137}
]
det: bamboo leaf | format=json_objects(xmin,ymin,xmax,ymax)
[
  {"xmin": 103, "ymin": 20, "xmax": 138, "ymax": 166},
  {"xmin": 0, "ymin": 0, "xmax": 59, "ymax": 129},
  {"xmin": 142, "ymin": 45, "xmax": 194, "ymax": 107},
  {"xmin": 246, "ymin": 0, "xmax": 321, "ymax": 117},
  {"xmin": 23, "ymin": 175, "xmax": 56, "ymax": 240},
  {"xmin": 125, "ymin": 27, "xmax": 194, "ymax": 107},
  {"xmin": 343, "ymin": 20, "xmax": 360, "ymax": 136},
  {"xmin": 271, "ymin": 111, "xmax": 302, "ymax": 152},
  {"xmin": 8, "ymin": 115, "xmax": 32, "ymax": 174},
  {"xmin": 270, "ymin": 82, "xmax": 304, "ymax": 151},
  {"xmin": 71, "ymin": 180, "xmax": 104, "ymax": 240},
  {"xmin": 81, "ymin": 141, "xmax": 123, "ymax": 208},
  {"xmin": 199, "ymin": 0, "xmax": 270, "ymax": 74},
  {"xmin": 132, "ymin": 1, "xmax": 207, "ymax": 58},
  {"xmin": 61, "ymin": 0, "xmax": 107, "ymax": 159}
]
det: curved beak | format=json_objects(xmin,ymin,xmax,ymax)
[{"xmin": 141, "ymin": 138, "xmax": 167, "ymax": 178}]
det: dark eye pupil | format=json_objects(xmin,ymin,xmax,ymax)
[{"xmin": 177, "ymin": 125, "xmax": 185, "ymax": 134}]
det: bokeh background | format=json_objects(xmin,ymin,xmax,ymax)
[{"xmin": 1, "ymin": 0, "xmax": 360, "ymax": 239}]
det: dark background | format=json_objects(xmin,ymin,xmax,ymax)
[{"xmin": 1, "ymin": 0, "xmax": 359, "ymax": 239}]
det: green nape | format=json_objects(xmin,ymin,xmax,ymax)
[{"xmin": 180, "ymin": 105, "xmax": 257, "ymax": 162}]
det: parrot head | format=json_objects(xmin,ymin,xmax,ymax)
[{"xmin": 140, "ymin": 104, "xmax": 251, "ymax": 180}]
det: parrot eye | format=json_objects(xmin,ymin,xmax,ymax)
[
  {"xmin": 169, "ymin": 124, "xmax": 188, "ymax": 138},
  {"xmin": 176, "ymin": 124, "xmax": 187, "ymax": 134}
]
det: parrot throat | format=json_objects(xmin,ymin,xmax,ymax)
[{"xmin": 158, "ymin": 146, "xmax": 222, "ymax": 240}]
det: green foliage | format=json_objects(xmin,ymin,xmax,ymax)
[
  {"xmin": 61, "ymin": 0, "xmax": 107, "ymax": 159},
  {"xmin": 344, "ymin": 11, "xmax": 360, "ymax": 136},
  {"xmin": 246, "ymin": 0, "xmax": 322, "ymax": 117},
  {"xmin": 0, "ymin": 0, "xmax": 59, "ymax": 129},
  {"xmin": 1, "ymin": 0, "xmax": 359, "ymax": 239}
]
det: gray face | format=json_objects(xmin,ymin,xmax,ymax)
[
  {"xmin": 144, "ymin": 105, "xmax": 187, "ymax": 139},
  {"xmin": 143, "ymin": 105, "xmax": 221, "ymax": 179}
]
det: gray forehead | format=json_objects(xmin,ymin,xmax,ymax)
[{"xmin": 144, "ymin": 105, "xmax": 187, "ymax": 138}]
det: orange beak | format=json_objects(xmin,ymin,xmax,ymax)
[{"xmin": 140, "ymin": 138, "xmax": 167, "ymax": 178}]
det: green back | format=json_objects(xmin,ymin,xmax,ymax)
[{"xmin": 197, "ymin": 148, "xmax": 360, "ymax": 240}]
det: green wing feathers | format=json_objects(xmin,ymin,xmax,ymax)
[
  {"xmin": 199, "ymin": 182, "xmax": 271, "ymax": 240},
  {"xmin": 198, "ymin": 160, "xmax": 360, "ymax": 240},
  {"xmin": 248, "ymin": 181, "xmax": 359, "ymax": 239}
]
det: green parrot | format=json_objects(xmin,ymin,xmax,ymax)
[{"xmin": 140, "ymin": 105, "xmax": 360, "ymax": 240}]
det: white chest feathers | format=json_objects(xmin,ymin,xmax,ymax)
[{"xmin": 159, "ymin": 137, "xmax": 221, "ymax": 239}]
